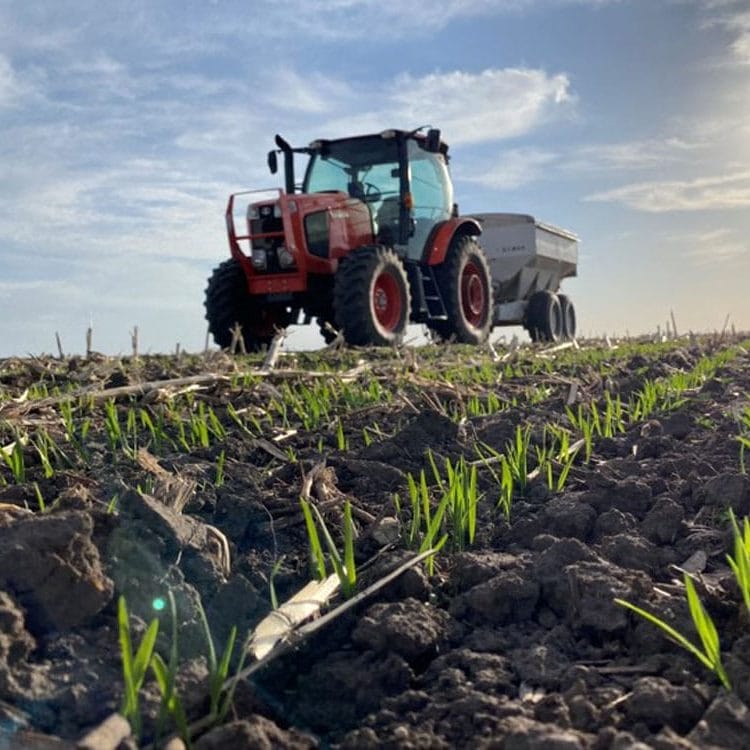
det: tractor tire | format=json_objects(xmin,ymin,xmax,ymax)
[
  {"xmin": 204, "ymin": 259, "xmax": 290, "ymax": 352},
  {"xmin": 558, "ymin": 293, "xmax": 576, "ymax": 340},
  {"xmin": 429, "ymin": 236, "xmax": 494, "ymax": 344},
  {"xmin": 525, "ymin": 290, "xmax": 563, "ymax": 343},
  {"xmin": 333, "ymin": 245, "xmax": 410, "ymax": 346}
]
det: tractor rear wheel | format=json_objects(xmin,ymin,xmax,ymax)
[
  {"xmin": 429, "ymin": 236, "xmax": 493, "ymax": 344},
  {"xmin": 558, "ymin": 294, "xmax": 576, "ymax": 340},
  {"xmin": 333, "ymin": 245, "xmax": 410, "ymax": 346},
  {"xmin": 525, "ymin": 290, "xmax": 563, "ymax": 343},
  {"xmin": 204, "ymin": 259, "xmax": 291, "ymax": 351}
]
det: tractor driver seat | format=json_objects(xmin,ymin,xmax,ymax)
[{"xmin": 375, "ymin": 197, "xmax": 399, "ymax": 245}]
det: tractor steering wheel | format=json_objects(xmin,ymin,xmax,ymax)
[{"xmin": 363, "ymin": 183, "xmax": 382, "ymax": 203}]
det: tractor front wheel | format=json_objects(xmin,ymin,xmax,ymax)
[
  {"xmin": 204, "ymin": 259, "xmax": 291, "ymax": 352},
  {"xmin": 430, "ymin": 236, "xmax": 494, "ymax": 344},
  {"xmin": 333, "ymin": 246, "xmax": 410, "ymax": 346}
]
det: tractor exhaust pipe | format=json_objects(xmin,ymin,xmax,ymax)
[{"xmin": 274, "ymin": 134, "xmax": 295, "ymax": 195}]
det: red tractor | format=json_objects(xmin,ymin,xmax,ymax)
[{"xmin": 205, "ymin": 127, "xmax": 494, "ymax": 350}]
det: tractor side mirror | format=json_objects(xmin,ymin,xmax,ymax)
[
  {"xmin": 426, "ymin": 128, "xmax": 441, "ymax": 152},
  {"xmin": 267, "ymin": 150, "xmax": 278, "ymax": 174}
]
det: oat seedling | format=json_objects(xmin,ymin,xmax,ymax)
[
  {"xmin": 215, "ymin": 449, "xmax": 226, "ymax": 488},
  {"xmin": 300, "ymin": 497, "xmax": 327, "ymax": 581},
  {"xmin": 474, "ymin": 442, "xmax": 514, "ymax": 519},
  {"xmin": 505, "ymin": 425, "xmax": 531, "ymax": 491},
  {"xmin": 400, "ymin": 467, "xmax": 451, "ymax": 574},
  {"xmin": 1, "ymin": 437, "xmax": 25, "ymax": 484},
  {"xmin": 268, "ymin": 556, "xmax": 285, "ymax": 610},
  {"xmin": 615, "ymin": 574, "xmax": 731, "ymax": 690},
  {"xmin": 336, "ymin": 418, "xmax": 348, "ymax": 451},
  {"xmin": 151, "ymin": 592, "xmax": 190, "ymax": 747},
  {"xmin": 118, "ymin": 596, "xmax": 160, "ymax": 740},
  {"xmin": 104, "ymin": 399, "xmax": 123, "ymax": 454},
  {"xmin": 195, "ymin": 596, "xmax": 239, "ymax": 724},
  {"xmin": 31, "ymin": 428, "xmax": 56, "ymax": 479},
  {"xmin": 727, "ymin": 510, "xmax": 750, "ymax": 616},
  {"xmin": 299, "ymin": 497, "xmax": 357, "ymax": 597}
]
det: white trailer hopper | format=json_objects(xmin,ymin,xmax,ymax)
[{"xmin": 471, "ymin": 213, "xmax": 579, "ymax": 338}]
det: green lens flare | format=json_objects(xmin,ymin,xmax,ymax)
[{"xmin": 152, "ymin": 597, "xmax": 166, "ymax": 611}]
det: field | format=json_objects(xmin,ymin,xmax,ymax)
[{"xmin": 1, "ymin": 334, "xmax": 750, "ymax": 749}]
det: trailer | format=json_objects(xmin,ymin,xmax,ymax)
[{"xmin": 472, "ymin": 213, "xmax": 579, "ymax": 341}]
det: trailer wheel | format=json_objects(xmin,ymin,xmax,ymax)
[
  {"xmin": 334, "ymin": 245, "xmax": 410, "ymax": 346},
  {"xmin": 526, "ymin": 290, "xmax": 563, "ymax": 343},
  {"xmin": 204, "ymin": 259, "xmax": 291, "ymax": 351},
  {"xmin": 558, "ymin": 294, "xmax": 576, "ymax": 340},
  {"xmin": 431, "ymin": 236, "xmax": 494, "ymax": 344}
]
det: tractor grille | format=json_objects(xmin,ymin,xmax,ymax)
[{"xmin": 249, "ymin": 207, "xmax": 285, "ymax": 273}]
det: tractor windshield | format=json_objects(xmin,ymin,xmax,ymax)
[{"xmin": 304, "ymin": 136, "xmax": 400, "ymax": 201}]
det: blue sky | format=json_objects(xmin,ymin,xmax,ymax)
[{"xmin": 1, "ymin": 0, "xmax": 749, "ymax": 356}]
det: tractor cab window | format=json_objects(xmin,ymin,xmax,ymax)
[
  {"xmin": 304, "ymin": 156, "xmax": 350, "ymax": 194},
  {"xmin": 404, "ymin": 139, "xmax": 453, "ymax": 259}
]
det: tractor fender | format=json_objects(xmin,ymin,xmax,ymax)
[{"xmin": 422, "ymin": 218, "xmax": 483, "ymax": 266}]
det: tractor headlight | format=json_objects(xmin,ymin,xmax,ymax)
[
  {"xmin": 251, "ymin": 248, "xmax": 267, "ymax": 270},
  {"xmin": 273, "ymin": 202, "xmax": 282, "ymax": 218},
  {"xmin": 276, "ymin": 246, "xmax": 295, "ymax": 269}
]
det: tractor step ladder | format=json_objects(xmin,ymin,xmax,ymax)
[{"xmin": 421, "ymin": 266, "xmax": 447, "ymax": 320}]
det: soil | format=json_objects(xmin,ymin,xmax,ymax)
[{"xmin": 1, "ymin": 335, "xmax": 750, "ymax": 749}]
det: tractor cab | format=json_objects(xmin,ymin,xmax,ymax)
[{"xmin": 285, "ymin": 129, "xmax": 454, "ymax": 261}]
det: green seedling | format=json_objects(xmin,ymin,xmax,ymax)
[
  {"xmin": 31, "ymin": 428, "xmax": 56, "ymax": 478},
  {"xmin": 303, "ymin": 499, "xmax": 357, "ymax": 597},
  {"xmin": 196, "ymin": 596, "xmax": 239, "ymax": 724},
  {"xmin": 300, "ymin": 497, "xmax": 327, "ymax": 581},
  {"xmin": 336, "ymin": 418, "xmax": 348, "ymax": 451},
  {"xmin": 1, "ymin": 438, "xmax": 25, "ymax": 483},
  {"xmin": 474, "ymin": 442, "xmax": 514, "ymax": 519},
  {"xmin": 104, "ymin": 399, "xmax": 123, "ymax": 454},
  {"xmin": 151, "ymin": 592, "xmax": 190, "ymax": 747},
  {"xmin": 118, "ymin": 596, "xmax": 160, "ymax": 740},
  {"xmin": 401, "ymin": 467, "xmax": 451, "ymax": 575},
  {"xmin": 429, "ymin": 455, "xmax": 481, "ymax": 551},
  {"xmin": 727, "ymin": 510, "xmax": 750, "ymax": 616},
  {"xmin": 268, "ymin": 556, "xmax": 285, "ymax": 610},
  {"xmin": 215, "ymin": 449, "xmax": 226, "ymax": 488},
  {"xmin": 615, "ymin": 574, "xmax": 731, "ymax": 690}
]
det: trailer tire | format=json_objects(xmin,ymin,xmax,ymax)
[
  {"xmin": 334, "ymin": 245, "xmax": 410, "ymax": 346},
  {"xmin": 204, "ymin": 259, "xmax": 291, "ymax": 352},
  {"xmin": 558, "ymin": 294, "xmax": 576, "ymax": 340},
  {"xmin": 430, "ymin": 236, "xmax": 494, "ymax": 344},
  {"xmin": 526, "ymin": 290, "xmax": 563, "ymax": 343}
]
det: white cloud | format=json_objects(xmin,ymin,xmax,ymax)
[
  {"xmin": 696, "ymin": 2, "xmax": 750, "ymax": 65},
  {"xmin": 391, "ymin": 69, "xmax": 571, "ymax": 145},
  {"xmin": 584, "ymin": 170, "xmax": 750, "ymax": 211},
  {"xmin": 664, "ymin": 228, "xmax": 750, "ymax": 266},
  {"xmin": 315, "ymin": 68, "xmax": 572, "ymax": 145},
  {"xmin": 565, "ymin": 137, "xmax": 703, "ymax": 171},
  {"xmin": 457, "ymin": 147, "xmax": 558, "ymax": 190},
  {"xmin": 0, "ymin": 54, "xmax": 31, "ymax": 107}
]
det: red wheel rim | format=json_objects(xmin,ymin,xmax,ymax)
[
  {"xmin": 461, "ymin": 261, "xmax": 486, "ymax": 327},
  {"xmin": 372, "ymin": 271, "xmax": 402, "ymax": 331}
]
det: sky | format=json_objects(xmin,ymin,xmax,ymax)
[{"xmin": 1, "ymin": 0, "xmax": 749, "ymax": 357}]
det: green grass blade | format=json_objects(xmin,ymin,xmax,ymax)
[
  {"xmin": 300, "ymin": 498, "xmax": 326, "ymax": 580},
  {"xmin": 614, "ymin": 598, "xmax": 714, "ymax": 671}
]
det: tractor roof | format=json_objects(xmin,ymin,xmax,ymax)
[{"xmin": 308, "ymin": 129, "xmax": 449, "ymax": 165}]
